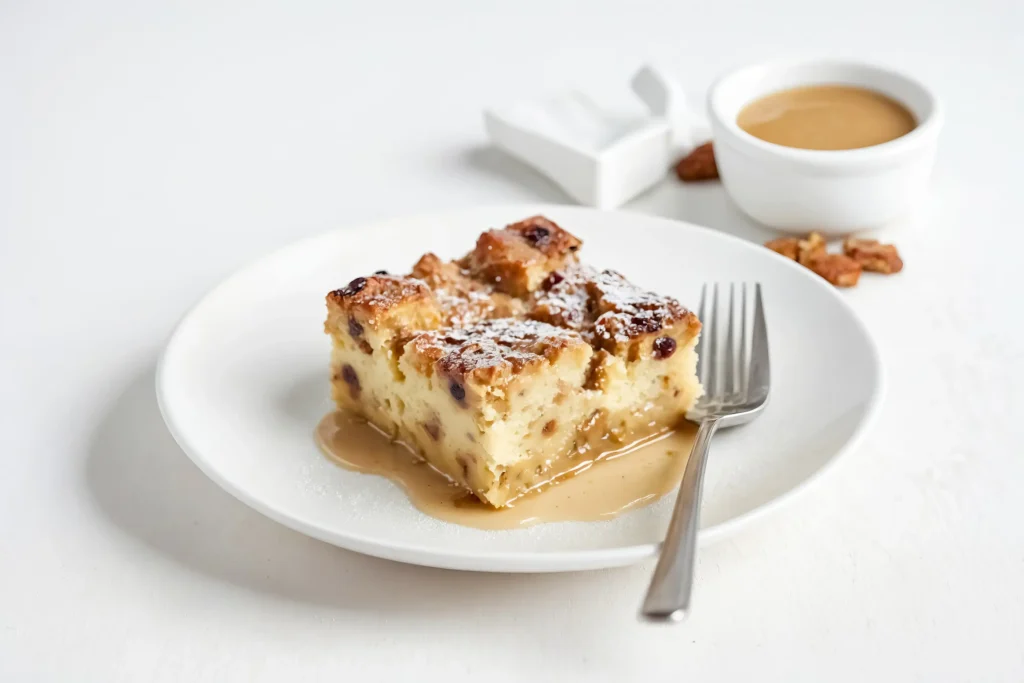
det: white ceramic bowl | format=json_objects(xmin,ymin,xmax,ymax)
[{"xmin": 708, "ymin": 60, "xmax": 943, "ymax": 235}]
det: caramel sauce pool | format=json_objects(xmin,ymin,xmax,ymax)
[
  {"xmin": 315, "ymin": 411, "xmax": 697, "ymax": 530},
  {"xmin": 737, "ymin": 85, "xmax": 916, "ymax": 151}
]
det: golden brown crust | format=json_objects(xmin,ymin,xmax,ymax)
[
  {"xmin": 528, "ymin": 265, "xmax": 591, "ymax": 332},
  {"xmin": 587, "ymin": 269, "xmax": 694, "ymax": 346},
  {"xmin": 404, "ymin": 319, "xmax": 589, "ymax": 389},
  {"xmin": 504, "ymin": 216, "xmax": 583, "ymax": 257},
  {"xmin": 327, "ymin": 274, "xmax": 431, "ymax": 320},
  {"xmin": 410, "ymin": 252, "xmax": 457, "ymax": 284},
  {"xmin": 326, "ymin": 274, "xmax": 442, "ymax": 333},
  {"xmin": 843, "ymin": 238, "xmax": 904, "ymax": 274},
  {"xmin": 461, "ymin": 216, "xmax": 582, "ymax": 297},
  {"xmin": 530, "ymin": 265, "xmax": 700, "ymax": 356},
  {"xmin": 326, "ymin": 215, "xmax": 698, "ymax": 381},
  {"xmin": 411, "ymin": 252, "xmax": 526, "ymax": 326}
]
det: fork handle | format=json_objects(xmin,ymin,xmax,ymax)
[{"xmin": 640, "ymin": 417, "xmax": 721, "ymax": 622}]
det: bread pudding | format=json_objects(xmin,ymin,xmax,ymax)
[{"xmin": 324, "ymin": 216, "xmax": 702, "ymax": 507}]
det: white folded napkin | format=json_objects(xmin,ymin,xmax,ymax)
[{"xmin": 484, "ymin": 64, "xmax": 709, "ymax": 209}]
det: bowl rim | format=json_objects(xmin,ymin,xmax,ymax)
[{"xmin": 707, "ymin": 58, "xmax": 943, "ymax": 169}]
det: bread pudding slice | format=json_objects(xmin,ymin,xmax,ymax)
[{"xmin": 324, "ymin": 216, "xmax": 702, "ymax": 507}]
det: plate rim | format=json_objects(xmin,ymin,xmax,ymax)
[{"xmin": 155, "ymin": 203, "xmax": 885, "ymax": 572}]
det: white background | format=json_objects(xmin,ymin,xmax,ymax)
[{"xmin": 2, "ymin": 1, "xmax": 1022, "ymax": 681}]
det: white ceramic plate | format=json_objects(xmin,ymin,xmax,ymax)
[{"xmin": 157, "ymin": 205, "xmax": 883, "ymax": 572}]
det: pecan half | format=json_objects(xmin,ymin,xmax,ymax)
[
  {"xmin": 765, "ymin": 237, "xmax": 800, "ymax": 261},
  {"xmin": 843, "ymin": 238, "xmax": 904, "ymax": 274},
  {"xmin": 675, "ymin": 142, "xmax": 719, "ymax": 182},
  {"xmin": 805, "ymin": 254, "xmax": 862, "ymax": 287},
  {"xmin": 797, "ymin": 232, "xmax": 827, "ymax": 266}
]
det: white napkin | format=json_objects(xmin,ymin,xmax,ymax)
[{"xmin": 484, "ymin": 64, "xmax": 709, "ymax": 209}]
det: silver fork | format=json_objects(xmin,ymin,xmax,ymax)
[{"xmin": 640, "ymin": 283, "xmax": 771, "ymax": 623}]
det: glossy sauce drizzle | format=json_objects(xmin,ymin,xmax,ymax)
[{"xmin": 315, "ymin": 411, "xmax": 696, "ymax": 530}]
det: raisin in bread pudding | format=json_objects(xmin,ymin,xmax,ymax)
[{"xmin": 324, "ymin": 216, "xmax": 702, "ymax": 507}]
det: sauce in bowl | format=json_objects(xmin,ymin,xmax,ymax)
[{"xmin": 737, "ymin": 85, "xmax": 916, "ymax": 151}]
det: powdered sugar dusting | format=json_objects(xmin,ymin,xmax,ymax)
[
  {"xmin": 416, "ymin": 318, "xmax": 586, "ymax": 381},
  {"xmin": 530, "ymin": 265, "xmax": 689, "ymax": 346}
]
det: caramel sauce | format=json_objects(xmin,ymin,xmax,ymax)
[
  {"xmin": 315, "ymin": 411, "xmax": 697, "ymax": 530},
  {"xmin": 737, "ymin": 85, "xmax": 916, "ymax": 151}
]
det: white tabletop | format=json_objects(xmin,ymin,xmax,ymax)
[{"xmin": 2, "ymin": 1, "xmax": 1022, "ymax": 681}]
